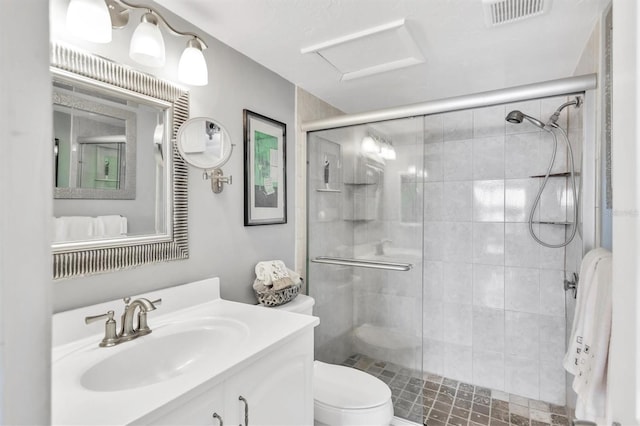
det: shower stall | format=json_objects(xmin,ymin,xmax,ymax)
[{"xmin": 305, "ymin": 75, "xmax": 597, "ymax": 424}]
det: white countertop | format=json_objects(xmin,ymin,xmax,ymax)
[{"xmin": 51, "ymin": 277, "xmax": 319, "ymax": 425}]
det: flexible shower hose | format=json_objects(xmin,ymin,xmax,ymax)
[{"xmin": 528, "ymin": 125, "xmax": 579, "ymax": 248}]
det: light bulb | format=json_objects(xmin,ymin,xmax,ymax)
[
  {"xmin": 179, "ymin": 39, "xmax": 208, "ymax": 86},
  {"xmin": 129, "ymin": 13, "xmax": 165, "ymax": 68},
  {"xmin": 66, "ymin": 0, "xmax": 112, "ymax": 43}
]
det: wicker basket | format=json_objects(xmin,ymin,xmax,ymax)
[{"xmin": 255, "ymin": 279, "xmax": 302, "ymax": 307}]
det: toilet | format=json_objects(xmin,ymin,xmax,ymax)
[{"xmin": 265, "ymin": 294, "xmax": 394, "ymax": 426}]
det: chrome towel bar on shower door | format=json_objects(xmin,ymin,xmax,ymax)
[{"xmin": 311, "ymin": 256, "xmax": 413, "ymax": 271}]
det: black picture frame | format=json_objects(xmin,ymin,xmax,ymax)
[{"xmin": 243, "ymin": 109, "xmax": 287, "ymax": 226}]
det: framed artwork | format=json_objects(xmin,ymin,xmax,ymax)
[{"xmin": 243, "ymin": 109, "xmax": 287, "ymax": 225}]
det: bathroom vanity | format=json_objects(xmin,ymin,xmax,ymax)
[{"xmin": 51, "ymin": 278, "xmax": 319, "ymax": 425}]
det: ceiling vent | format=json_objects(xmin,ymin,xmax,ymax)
[
  {"xmin": 483, "ymin": 0, "xmax": 552, "ymax": 27},
  {"xmin": 300, "ymin": 19, "xmax": 425, "ymax": 81}
]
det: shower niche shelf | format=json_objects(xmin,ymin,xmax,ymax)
[
  {"xmin": 315, "ymin": 188, "xmax": 342, "ymax": 193},
  {"xmin": 529, "ymin": 172, "xmax": 580, "ymax": 178},
  {"xmin": 532, "ymin": 221, "xmax": 573, "ymax": 225}
]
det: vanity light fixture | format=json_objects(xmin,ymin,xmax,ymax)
[
  {"xmin": 129, "ymin": 12, "xmax": 166, "ymax": 68},
  {"xmin": 65, "ymin": 0, "xmax": 209, "ymax": 86},
  {"xmin": 66, "ymin": 0, "xmax": 112, "ymax": 43}
]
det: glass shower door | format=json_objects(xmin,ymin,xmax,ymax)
[{"xmin": 307, "ymin": 117, "xmax": 424, "ymax": 423}]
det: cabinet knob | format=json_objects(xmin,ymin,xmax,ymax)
[
  {"xmin": 239, "ymin": 395, "xmax": 249, "ymax": 426},
  {"xmin": 212, "ymin": 412, "xmax": 223, "ymax": 426}
]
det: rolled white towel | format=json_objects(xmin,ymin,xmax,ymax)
[
  {"xmin": 270, "ymin": 260, "xmax": 294, "ymax": 290},
  {"xmin": 255, "ymin": 261, "xmax": 274, "ymax": 286}
]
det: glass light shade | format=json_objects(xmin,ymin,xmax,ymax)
[
  {"xmin": 129, "ymin": 13, "xmax": 166, "ymax": 68},
  {"xmin": 66, "ymin": 0, "xmax": 112, "ymax": 43},
  {"xmin": 178, "ymin": 40, "xmax": 208, "ymax": 86},
  {"xmin": 361, "ymin": 136, "xmax": 378, "ymax": 154}
]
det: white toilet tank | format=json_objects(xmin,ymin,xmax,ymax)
[{"xmin": 266, "ymin": 294, "xmax": 315, "ymax": 315}]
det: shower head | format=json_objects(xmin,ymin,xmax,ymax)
[{"xmin": 505, "ymin": 110, "xmax": 546, "ymax": 129}]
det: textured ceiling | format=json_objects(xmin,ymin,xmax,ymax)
[{"xmin": 155, "ymin": 0, "xmax": 609, "ymax": 113}]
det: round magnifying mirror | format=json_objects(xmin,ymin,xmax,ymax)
[{"xmin": 176, "ymin": 117, "xmax": 233, "ymax": 169}]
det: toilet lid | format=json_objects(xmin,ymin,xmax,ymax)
[{"xmin": 313, "ymin": 361, "xmax": 391, "ymax": 409}]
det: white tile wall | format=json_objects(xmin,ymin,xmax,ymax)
[{"xmin": 421, "ymin": 97, "xmax": 573, "ymax": 405}]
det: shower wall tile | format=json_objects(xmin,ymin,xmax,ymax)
[
  {"xmin": 505, "ymin": 178, "xmax": 540, "ymax": 222},
  {"xmin": 424, "ymin": 114, "xmax": 444, "ymax": 143},
  {"xmin": 423, "ymin": 338, "xmax": 444, "ymax": 375},
  {"xmin": 443, "ymin": 262, "xmax": 473, "ymax": 305},
  {"xmin": 473, "ymin": 136, "xmax": 505, "ymax": 179},
  {"xmin": 443, "ymin": 302, "xmax": 472, "ymax": 346},
  {"xmin": 505, "ymin": 100, "xmax": 542, "ymax": 134},
  {"xmin": 442, "ymin": 222, "xmax": 473, "ymax": 262},
  {"xmin": 443, "ymin": 110, "xmax": 473, "ymax": 141},
  {"xmin": 443, "ymin": 139, "xmax": 473, "ymax": 181},
  {"xmin": 424, "ymin": 182, "xmax": 444, "ymax": 221},
  {"xmin": 505, "ymin": 355, "xmax": 539, "ymax": 399},
  {"xmin": 472, "ymin": 223, "xmax": 505, "ymax": 265},
  {"xmin": 473, "ymin": 105, "xmax": 506, "ymax": 138},
  {"xmin": 473, "ymin": 264, "xmax": 505, "ymax": 309},
  {"xmin": 424, "ymin": 261, "xmax": 444, "ymax": 302},
  {"xmin": 505, "ymin": 267, "xmax": 540, "ymax": 314},
  {"xmin": 424, "ymin": 141, "xmax": 444, "ymax": 182},
  {"xmin": 424, "ymin": 299, "xmax": 444, "ymax": 341},
  {"xmin": 505, "ymin": 132, "xmax": 543, "ymax": 179},
  {"xmin": 473, "ymin": 350, "xmax": 505, "ymax": 391},
  {"xmin": 424, "ymin": 222, "xmax": 444, "ymax": 261},
  {"xmin": 473, "ymin": 306, "xmax": 505, "ymax": 353},
  {"xmin": 540, "ymin": 130, "xmax": 569, "ymax": 175},
  {"xmin": 539, "ymin": 178, "xmax": 568, "ymax": 222},
  {"xmin": 473, "ymin": 180, "xmax": 505, "ymax": 222},
  {"xmin": 539, "ymin": 359, "xmax": 566, "ymax": 405},
  {"xmin": 443, "ymin": 343, "xmax": 473, "ymax": 383},
  {"xmin": 539, "ymin": 314, "xmax": 566, "ymax": 362},
  {"xmin": 505, "ymin": 311, "xmax": 539, "ymax": 359},
  {"xmin": 443, "ymin": 181, "xmax": 473, "ymax": 221},
  {"xmin": 539, "ymin": 269, "xmax": 565, "ymax": 316},
  {"xmin": 505, "ymin": 223, "xmax": 540, "ymax": 268},
  {"xmin": 538, "ymin": 226, "xmax": 567, "ymax": 270}
]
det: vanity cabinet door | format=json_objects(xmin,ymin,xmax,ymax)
[
  {"xmin": 140, "ymin": 382, "xmax": 225, "ymax": 425},
  {"xmin": 224, "ymin": 331, "xmax": 314, "ymax": 426}
]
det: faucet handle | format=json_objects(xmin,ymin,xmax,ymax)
[
  {"xmin": 123, "ymin": 297, "xmax": 131, "ymax": 305},
  {"xmin": 85, "ymin": 310, "xmax": 119, "ymax": 347},
  {"xmin": 136, "ymin": 299, "xmax": 161, "ymax": 336},
  {"xmin": 85, "ymin": 310, "xmax": 115, "ymax": 324},
  {"xmin": 150, "ymin": 298, "xmax": 162, "ymax": 307}
]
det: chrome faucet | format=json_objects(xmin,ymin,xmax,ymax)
[
  {"xmin": 119, "ymin": 297, "xmax": 161, "ymax": 342},
  {"xmin": 85, "ymin": 297, "xmax": 161, "ymax": 347}
]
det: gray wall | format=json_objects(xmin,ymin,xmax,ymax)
[
  {"xmin": 0, "ymin": 1, "xmax": 52, "ymax": 423},
  {"xmin": 50, "ymin": 0, "xmax": 296, "ymax": 312}
]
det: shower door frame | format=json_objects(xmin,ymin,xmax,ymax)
[{"xmin": 302, "ymin": 74, "xmax": 598, "ymax": 252}]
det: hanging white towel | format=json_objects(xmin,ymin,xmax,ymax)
[{"xmin": 563, "ymin": 248, "xmax": 612, "ymax": 423}]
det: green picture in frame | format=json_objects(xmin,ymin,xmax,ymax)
[{"xmin": 243, "ymin": 110, "xmax": 287, "ymax": 225}]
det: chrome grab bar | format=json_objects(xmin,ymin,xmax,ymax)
[{"xmin": 312, "ymin": 256, "xmax": 413, "ymax": 271}]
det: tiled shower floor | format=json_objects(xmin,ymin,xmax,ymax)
[{"xmin": 343, "ymin": 354, "xmax": 571, "ymax": 426}]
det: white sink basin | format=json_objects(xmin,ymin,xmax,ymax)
[{"xmin": 80, "ymin": 317, "xmax": 248, "ymax": 392}]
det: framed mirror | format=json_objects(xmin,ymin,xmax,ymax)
[
  {"xmin": 51, "ymin": 43, "xmax": 190, "ymax": 279},
  {"xmin": 177, "ymin": 117, "xmax": 233, "ymax": 170}
]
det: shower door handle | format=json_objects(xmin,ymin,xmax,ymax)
[{"xmin": 312, "ymin": 256, "xmax": 412, "ymax": 271}]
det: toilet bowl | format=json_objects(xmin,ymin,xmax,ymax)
[{"xmin": 264, "ymin": 294, "xmax": 394, "ymax": 426}]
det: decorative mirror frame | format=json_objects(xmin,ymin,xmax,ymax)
[{"xmin": 51, "ymin": 43, "xmax": 189, "ymax": 279}]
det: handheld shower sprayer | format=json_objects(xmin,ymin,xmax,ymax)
[
  {"xmin": 505, "ymin": 110, "xmax": 546, "ymax": 129},
  {"xmin": 504, "ymin": 96, "xmax": 583, "ymax": 248}
]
